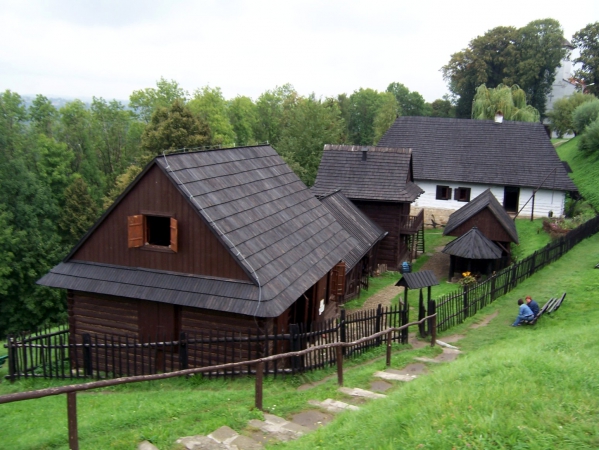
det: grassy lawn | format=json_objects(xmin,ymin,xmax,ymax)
[{"xmin": 557, "ymin": 136, "xmax": 599, "ymax": 211}]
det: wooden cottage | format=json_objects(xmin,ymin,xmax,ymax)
[
  {"xmin": 37, "ymin": 145, "xmax": 355, "ymax": 367},
  {"xmin": 378, "ymin": 116, "xmax": 577, "ymax": 224},
  {"xmin": 311, "ymin": 145, "xmax": 424, "ymax": 270},
  {"xmin": 316, "ymin": 190, "xmax": 387, "ymax": 304},
  {"xmin": 442, "ymin": 189, "xmax": 519, "ymax": 278}
]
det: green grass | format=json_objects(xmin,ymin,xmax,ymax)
[
  {"xmin": 342, "ymin": 271, "xmax": 400, "ymax": 310},
  {"xmin": 557, "ymin": 136, "xmax": 599, "ymax": 210}
]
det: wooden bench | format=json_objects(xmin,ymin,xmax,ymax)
[{"xmin": 523, "ymin": 292, "xmax": 566, "ymax": 325}]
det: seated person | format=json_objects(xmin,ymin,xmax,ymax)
[
  {"xmin": 526, "ymin": 296, "xmax": 540, "ymax": 317},
  {"xmin": 512, "ymin": 299, "xmax": 535, "ymax": 326}
]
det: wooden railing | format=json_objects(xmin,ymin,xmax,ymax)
[
  {"xmin": 401, "ymin": 210, "xmax": 424, "ymax": 234},
  {"xmin": 0, "ymin": 314, "xmax": 437, "ymax": 450}
]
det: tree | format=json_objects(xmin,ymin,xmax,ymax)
[
  {"xmin": 277, "ymin": 95, "xmax": 345, "ymax": 185},
  {"xmin": 129, "ymin": 77, "xmax": 189, "ymax": 123},
  {"xmin": 347, "ymin": 88, "xmax": 387, "ymax": 145},
  {"xmin": 29, "ymin": 95, "xmax": 58, "ymax": 137},
  {"xmin": 0, "ymin": 90, "xmax": 27, "ymax": 158},
  {"xmin": 58, "ymin": 177, "xmax": 99, "ymax": 245},
  {"xmin": 228, "ymin": 96, "xmax": 258, "ymax": 146},
  {"xmin": 372, "ymin": 92, "xmax": 399, "ymax": 144},
  {"xmin": 472, "ymin": 84, "xmax": 540, "ymax": 122},
  {"xmin": 443, "ymin": 21, "xmax": 567, "ymax": 118},
  {"xmin": 141, "ymin": 100, "xmax": 211, "ymax": 155},
  {"xmin": 430, "ymin": 96, "xmax": 456, "ymax": 118},
  {"xmin": 547, "ymin": 93, "xmax": 597, "ymax": 137},
  {"xmin": 90, "ymin": 97, "xmax": 138, "ymax": 179},
  {"xmin": 572, "ymin": 22, "xmax": 599, "ymax": 97},
  {"xmin": 254, "ymin": 84, "xmax": 297, "ymax": 146},
  {"xmin": 578, "ymin": 117, "xmax": 599, "ymax": 153},
  {"xmin": 188, "ymin": 86, "xmax": 236, "ymax": 146},
  {"xmin": 102, "ymin": 164, "xmax": 143, "ymax": 209},
  {"xmin": 386, "ymin": 82, "xmax": 429, "ymax": 116}
]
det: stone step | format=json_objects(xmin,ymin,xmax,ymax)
[
  {"xmin": 374, "ymin": 370, "xmax": 418, "ymax": 382},
  {"xmin": 413, "ymin": 356, "xmax": 442, "ymax": 363},
  {"xmin": 308, "ymin": 398, "xmax": 360, "ymax": 413},
  {"xmin": 248, "ymin": 413, "xmax": 310, "ymax": 442},
  {"xmin": 338, "ymin": 387, "xmax": 387, "ymax": 399},
  {"xmin": 177, "ymin": 425, "xmax": 263, "ymax": 450}
]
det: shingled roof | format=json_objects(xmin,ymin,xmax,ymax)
[
  {"xmin": 311, "ymin": 145, "xmax": 424, "ymax": 202},
  {"xmin": 443, "ymin": 189, "xmax": 519, "ymax": 244},
  {"xmin": 38, "ymin": 145, "xmax": 356, "ymax": 318},
  {"xmin": 316, "ymin": 190, "xmax": 387, "ymax": 272},
  {"xmin": 378, "ymin": 117, "xmax": 577, "ymax": 191},
  {"xmin": 442, "ymin": 227, "xmax": 503, "ymax": 260}
]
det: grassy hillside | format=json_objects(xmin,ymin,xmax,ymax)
[
  {"xmin": 278, "ymin": 232, "xmax": 599, "ymax": 449},
  {"xmin": 557, "ymin": 136, "xmax": 599, "ymax": 210}
]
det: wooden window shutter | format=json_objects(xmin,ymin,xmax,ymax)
[
  {"xmin": 454, "ymin": 188, "xmax": 459, "ymax": 201},
  {"xmin": 128, "ymin": 215, "xmax": 144, "ymax": 248},
  {"xmin": 170, "ymin": 217, "xmax": 178, "ymax": 253},
  {"xmin": 334, "ymin": 261, "xmax": 346, "ymax": 297}
]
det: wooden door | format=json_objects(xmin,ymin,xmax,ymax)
[{"xmin": 138, "ymin": 301, "xmax": 180, "ymax": 371}]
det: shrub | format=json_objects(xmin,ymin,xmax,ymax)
[
  {"xmin": 572, "ymin": 99, "xmax": 599, "ymax": 134},
  {"xmin": 547, "ymin": 93, "xmax": 596, "ymax": 137},
  {"xmin": 577, "ymin": 117, "xmax": 599, "ymax": 153}
]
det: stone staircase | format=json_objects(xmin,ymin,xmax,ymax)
[{"xmin": 138, "ymin": 346, "xmax": 461, "ymax": 450}]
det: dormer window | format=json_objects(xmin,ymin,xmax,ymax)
[{"xmin": 128, "ymin": 214, "xmax": 178, "ymax": 252}]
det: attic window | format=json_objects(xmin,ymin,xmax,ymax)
[
  {"xmin": 455, "ymin": 187, "xmax": 471, "ymax": 202},
  {"xmin": 128, "ymin": 214, "xmax": 178, "ymax": 252},
  {"xmin": 436, "ymin": 185, "xmax": 452, "ymax": 200}
]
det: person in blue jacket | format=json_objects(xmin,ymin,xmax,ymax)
[
  {"xmin": 526, "ymin": 296, "xmax": 540, "ymax": 317},
  {"xmin": 512, "ymin": 299, "xmax": 535, "ymax": 326}
]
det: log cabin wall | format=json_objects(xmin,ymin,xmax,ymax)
[
  {"xmin": 71, "ymin": 164, "xmax": 249, "ymax": 281},
  {"xmin": 447, "ymin": 208, "xmax": 513, "ymax": 243},
  {"xmin": 352, "ymin": 201, "xmax": 407, "ymax": 270}
]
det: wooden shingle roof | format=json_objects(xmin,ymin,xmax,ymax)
[
  {"xmin": 311, "ymin": 145, "xmax": 423, "ymax": 202},
  {"xmin": 442, "ymin": 227, "xmax": 503, "ymax": 260},
  {"xmin": 443, "ymin": 189, "xmax": 519, "ymax": 244},
  {"xmin": 395, "ymin": 271, "xmax": 439, "ymax": 289},
  {"xmin": 317, "ymin": 190, "xmax": 387, "ymax": 272},
  {"xmin": 378, "ymin": 117, "xmax": 577, "ymax": 191},
  {"xmin": 39, "ymin": 145, "xmax": 356, "ymax": 318}
]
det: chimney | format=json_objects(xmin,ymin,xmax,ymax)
[
  {"xmin": 361, "ymin": 146, "xmax": 368, "ymax": 161},
  {"xmin": 494, "ymin": 111, "xmax": 504, "ymax": 123}
]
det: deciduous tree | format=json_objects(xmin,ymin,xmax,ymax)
[
  {"xmin": 472, "ymin": 84, "xmax": 540, "ymax": 122},
  {"xmin": 188, "ymin": 86, "xmax": 236, "ymax": 146},
  {"xmin": 547, "ymin": 93, "xmax": 596, "ymax": 137},
  {"xmin": 129, "ymin": 77, "xmax": 189, "ymax": 123},
  {"xmin": 572, "ymin": 22, "xmax": 599, "ymax": 97}
]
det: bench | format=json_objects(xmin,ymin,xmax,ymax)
[
  {"xmin": 0, "ymin": 355, "xmax": 7, "ymax": 369},
  {"xmin": 523, "ymin": 292, "xmax": 566, "ymax": 325}
]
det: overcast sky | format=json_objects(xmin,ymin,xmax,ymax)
[{"xmin": 1, "ymin": 0, "xmax": 597, "ymax": 103}]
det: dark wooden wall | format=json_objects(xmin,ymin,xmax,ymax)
[
  {"xmin": 72, "ymin": 164, "xmax": 249, "ymax": 281},
  {"xmin": 445, "ymin": 208, "xmax": 515, "ymax": 243},
  {"xmin": 352, "ymin": 201, "xmax": 409, "ymax": 270}
]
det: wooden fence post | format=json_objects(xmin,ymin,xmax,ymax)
[
  {"xmin": 339, "ymin": 309, "xmax": 346, "ymax": 356},
  {"xmin": 386, "ymin": 331, "xmax": 392, "ymax": 367},
  {"xmin": 336, "ymin": 345, "xmax": 343, "ymax": 386},
  {"xmin": 179, "ymin": 332, "xmax": 188, "ymax": 371},
  {"xmin": 82, "ymin": 334, "xmax": 92, "ymax": 377},
  {"xmin": 428, "ymin": 301, "xmax": 437, "ymax": 347},
  {"xmin": 401, "ymin": 308, "xmax": 409, "ymax": 344},
  {"xmin": 289, "ymin": 324, "xmax": 301, "ymax": 371},
  {"xmin": 7, "ymin": 337, "xmax": 17, "ymax": 383},
  {"xmin": 67, "ymin": 392, "xmax": 79, "ymax": 450},
  {"xmin": 255, "ymin": 361, "xmax": 263, "ymax": 410},
  {"xmin": 418, "ymin": 291, "xmax": 426, "ymax": 338},
  {"xmin": 463, "ymin": 287, "xmax": 469, "ymax": 321},
  {"xmin": 375, "ymin": 304, "xmax": 382, "ymax": 346}
]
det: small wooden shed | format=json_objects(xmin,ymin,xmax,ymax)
[
  {"xmin": 442, "ymin": 227, "xmax": 503, "ymax": 279},
  {"xmin": 317, "ymin": 190, "xmax": 387, "ymax": 304}
]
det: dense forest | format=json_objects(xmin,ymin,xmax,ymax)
[{"xmin": 1, "ymin": 18, "xmax": 596, "ymax": 335}]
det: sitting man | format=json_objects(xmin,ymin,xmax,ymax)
[
  {"xmin": 512, "ymin": 299, "xmax": 535, "ymax": 326},
  {"xmin": 526, "ymin": 296, "xmax": 540, "ymax": 317}
]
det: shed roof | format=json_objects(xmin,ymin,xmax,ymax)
[
  {"xmin": 443, "ymin": 189, "xmax": 519, "ymax": 244},
  {"xmin": 442, "ymin": 227, "xmax": 503, "ymax": 260},
  {"xmin": 38, "ymin": 145, "xmax": 356, "ymax": 318},
  {"xmin": 395, "ymin": 270, "xmax": 439, "ymax": 289},
  {"xmin": 311, "ymin": 145, "xmax": 423, "ymax": 202},
  {"xmin": 378, "ymin": 117, "xmax": 577, "ymax": 191},
  {"xmin": 316, "ymin": 190, "xmax": 387, "ymax": 272}
]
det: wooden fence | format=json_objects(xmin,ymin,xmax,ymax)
[
  {"xmin": 5, "ymin": 305, "xmax": 409, "ymax": 381},
  {"xmin": 432, "ymin": 215, "xmax": 599, "ymax": 331},
  {"xmin": 0, "ymin": 314, "xmax": 436, "ymax": 450}
]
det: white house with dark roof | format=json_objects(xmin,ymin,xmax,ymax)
[{"xmin": 378, "ymin": 117, "xmax": 578, "ymax": 224}]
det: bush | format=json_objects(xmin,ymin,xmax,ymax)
[
  {"xmin": 572, "ymin": 99, "xmax": 599, "ymax": 134},
  {"xmin": 548, "ymin": 93, "xmax": 596, "ymax": 137},
  {"xmin": 578, "ymin": 117, "xmax": 599, "ymax": 153}
]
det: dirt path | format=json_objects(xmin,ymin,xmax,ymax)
[{"xmin": 357, "ymin": 283, "xmax": 404, "ymax": 311}]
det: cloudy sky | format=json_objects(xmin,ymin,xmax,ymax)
[{"xmin": 1, "ymin": 0, "xmax": 597, "ymax": 103}]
